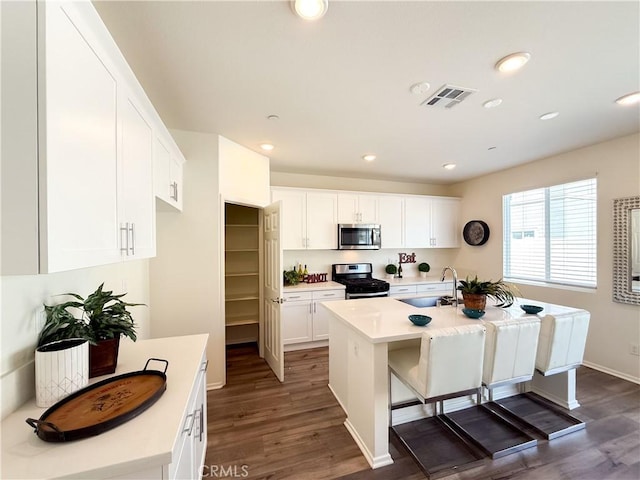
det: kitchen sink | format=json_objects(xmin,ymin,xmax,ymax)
[{"xmin": 396, "ymin": 296, "xmax": 457, "ymax": 308}]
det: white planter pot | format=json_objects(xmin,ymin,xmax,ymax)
[
  {"xmin": 35, "ymin": 338, "xmax": 89, "ymax": 407},
  {"xmin": 419, "ymin": 271, "xmax": 428, "ymax": 278}
]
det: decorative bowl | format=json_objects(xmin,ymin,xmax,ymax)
[
  {"xmin": 520, "ymin": 304, "xmax": 544, "ymax": 314},
  {"xmin": 408, "ymin": 314, "xmax": 432, "ymax": 326},
  {"xmin": 462, "ymin": 308, "xmax": 485, "ymax": 319}
]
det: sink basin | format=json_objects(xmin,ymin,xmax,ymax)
[{"xmin": 396, "ymin": 297, "xmax": 439, "ymax": 308}]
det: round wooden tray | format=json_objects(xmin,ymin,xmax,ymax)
[{"xmin": 26, "ymin": 358, "xmax": 168, "ymax": 442}]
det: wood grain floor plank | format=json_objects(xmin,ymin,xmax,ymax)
[{"xmin": 205, "ymin": 344, "xmax": 640, "ymax": 480}]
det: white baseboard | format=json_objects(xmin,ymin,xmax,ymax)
[
  {"xmin": 343, "ymin": 419, "xmax": 394, "ymax": 469},
  {"xmin": 284, "ymin": 340, "xmax": 328, "ymax": 352},
  {"xmin": 582, "ymin": 361, "xmax": 640, "ymax": 385},
  {"xmin": 207, "ymin": 382, "xmax": 224, "ymax": 390}
]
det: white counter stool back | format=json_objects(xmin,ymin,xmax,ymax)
[
  {"xmin": 492, "ymin": 312, "xmax": 590, "ymax": 440},
  {"xmin": 535, "ymin": 312, "xmax": 590, "ymax": 376},
  {"xmin": 388, "ymin": 324, "xmax": 487, "ymax": 476},
  {"xmin": 388, "ymin": 324, "xmax": 486, "ymax": 415},
  {"xmin": 482, "ymin": 317, "xmax": 541, "ymax": 401}
]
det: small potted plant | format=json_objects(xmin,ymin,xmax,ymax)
[
  {"xmin": 385, "ymin": 264, "xmax": 397, "ymax": 279},
  {"xmin": 418, "ymin": 262, "xmax": 430, "ymax": 278},
  {"xmin": 283, "ymin": 268, "xmax": 302, "ymax": 286},
  {"xmin": 457, "ymin": 275, "xmax": 518, "ymax": 310},
  {"xmin": 39, "ymin": 283, "xmax": 143, "ymax": 378}
]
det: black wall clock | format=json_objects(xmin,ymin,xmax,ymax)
[{"xmin": 463, "ymin": 220, "xmax": 490, "ymax": 246}]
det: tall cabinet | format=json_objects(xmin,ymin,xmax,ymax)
[{"xmin": 224, "ymin": 204, "xmax": 262, "ymax": 346}]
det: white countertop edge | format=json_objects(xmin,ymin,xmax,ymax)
[{"xmin": 284, "ymin": 281, "xmax": 345, "ymax": 292}]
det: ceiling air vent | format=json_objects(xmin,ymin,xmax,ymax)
[{"xmin": 421, "ymin": 84, "xmax": 477, "ymax": 109}]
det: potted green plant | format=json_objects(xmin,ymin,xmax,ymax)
[
  {"xmin": 385, "ymin": 264, "xmax": 397, "ymax": 279},
  {"xmin": 39, "ymin": 283, "xmax": 143, "ymax": 377},
  {"xmin": 418, "ymin": 262, "xmax": 430, "ymax": 278},
  {"xmin": 456, "ymin": 275, "xmax": 517, "ymax": 309},
  {"xmin": 283, "ymin": 268, "xmax": 302, "ymax": 286}
]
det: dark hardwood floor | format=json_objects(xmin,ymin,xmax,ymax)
[{"xmin": 206, "ymin": 345, "xmax": 640, "ymax": 480}]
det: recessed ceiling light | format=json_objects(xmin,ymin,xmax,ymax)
[
  {"xmin": 483, "ymin": 98, "xmax": 503, "ymax": 108},
  {"xmin": 409, "ymin": 82, "xmax": 431, "ymax": 95},
  {"xmin": 292, "ymin": 0, "xmax": 328, "ymax": 20},
  {"xmin": 539, "ymin": 111, "xmax": 559, "ymax": 120},
  {"xmin": 363, "ymin": 154, "xmax": 376, "ymax": 162},
  {"xmin": 260, "ymin": 143, "xmax": 275, "ymax": 151},
  {"xmin": 488, "ymin": 146, "xmax": 497, "ymax": 151},
  {"xmin": 442, "ymin": 163, "xmax": 456, "ymax": 170},
  {"xmin": 615, "ymin": 92, "xmax": 640, "ymax": 105},
  {"xmin": 495, "ymin": 52, "xmax": 531, "ymax": 73},
  {"xmin": 267, "ymin": 114, "xmax": 280, "ymax": 121}
]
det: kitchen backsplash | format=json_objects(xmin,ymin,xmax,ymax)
[{"xmin": 283, "ymin": 248, "xmax": 458, "ymax": 280}]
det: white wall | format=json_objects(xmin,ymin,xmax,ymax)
[
  {"xmin": 271, "ymin": 171, "xmax": 450, "ymax": 196},
  {"xmin": 450, "ymin": 133, "xmax": 640, "ymax": 383},
  {"xmin": 149, "ymin": 130, "xmax": 224, "ymax": 389},
  {"xmin": 219, "ymin": 136, "xmax": 270, "ymax": 207},
  {"xmin": 0, "ymin": 260, "xmax": 150, "ymax": 419}
]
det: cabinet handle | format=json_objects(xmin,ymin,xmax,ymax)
[
  {"xmin": 170, "ymin": 181, "xmax": 179, "ymax": 201},
  {"xmin": 120, "ymin": 223, "xmax": 129, "ymax": 255},
  {"xmin": 313, "ymin": 302, "xmax": 317, "ymax": 313},
  {"xmin": 199, "ymin": 402, "xmax": 204, "ymax": 442},
  {"xmin": 183, "ymin": 413, "xmax": 195, "ymax": 435},
  {"xmin": 174, "ymin": 182, "xmax": 179, "ymax": 202},
  {"xmin": 289, "ymin": 295, "xmax": 300, "ymax": 299},
  {"xmin": 200, "ymin": 360, "xmax": 209, "ymax": 372},
  {"xmin": 129, "ymin": 223, "xmax": 135, "ymax": 255}
]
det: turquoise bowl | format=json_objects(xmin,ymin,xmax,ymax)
[
  {"xmin": 462, "ymin": 308, "xmax": 485, "ymax": 319},
  {"xmin": 521, "ymin": 304, "xmax": 544, "ymax": 314},
  {"xmin": 408, "ymin": 314, "xmax": 432, "ymax": 326}
]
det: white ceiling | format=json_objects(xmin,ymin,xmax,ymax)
[{"xmin": 93, "ymin": 0, "xmax": 640, "ymax": 185}]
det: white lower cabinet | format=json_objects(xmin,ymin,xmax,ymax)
[
  {"xmin": 389, "ymin": 285, "xmax": 418, "ymax": 298},
  {"xmin": 169, "ymin": 355, "xmax": 208, "ymax": 480},
  {"xmin": 282, "ymin": 289, "xmax": 344, "ymax": 348}
]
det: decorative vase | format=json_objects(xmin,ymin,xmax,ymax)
[
  {"xmin": 419, "ymin": 271, "xmax": 428, "ymax": 278},
  {"xmin": 89, "ymin": 337, "xmax": 121, "ymax": 378},
  {"xmin": 35, "ymin": 338, "xmax": 89, "ymax": 407},
  {"xmin": 462, "ymin": 293, "xmax": 487, "ymax": 310}
]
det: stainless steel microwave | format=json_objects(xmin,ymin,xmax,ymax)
[{"xmin": 337, "ymin": 224, "xmax": 381, "ymax": 250}]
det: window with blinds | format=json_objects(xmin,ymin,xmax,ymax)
[{"xmin": 503, "ymin": 178, "xmax": 597, "ymax": 288}]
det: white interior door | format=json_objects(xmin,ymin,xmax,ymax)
[{"xmin": 263, "ymin": 201, "xmax": 284, "ymax": 382}]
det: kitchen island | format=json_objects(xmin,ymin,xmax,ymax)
[{"xmin": 321, "ymin": 297, "xmax": 589, "ymax": 469}]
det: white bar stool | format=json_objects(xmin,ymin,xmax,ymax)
[{"xmin": 493, "ymin": 312, "xmax": 590, "ymax": 439}]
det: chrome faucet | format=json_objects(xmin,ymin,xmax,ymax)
[{"xmin": 440, "ymin": 266, "xmax": 458, "ymax": 307}]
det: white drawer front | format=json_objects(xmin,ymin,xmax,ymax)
[
  {"xmin": 313, "ymin": 289, "xmax": 345, "ymax": 300},
  {"xmin": 283, "ymin": 291, "xmax": 313, "ymax": 302},
  {"xmin": 389, "ymin": 285, "xmax": 418, "ymax": 296},
  {"xmin": 417, "ymin": 282, "xmax": 453, "ymax": 294}
]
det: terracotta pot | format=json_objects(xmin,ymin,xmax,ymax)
[
  {"xmin": 462, "ymin": 293, "xmax": 487, "ymax": 310},
  {"xmin": 89, "ymin": 337, "xmax": 120, "ymax": 378}
]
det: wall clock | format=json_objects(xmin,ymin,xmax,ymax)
[{"xmin": 463, "ymin": 220, "xmax": 490, "ymax": 246}]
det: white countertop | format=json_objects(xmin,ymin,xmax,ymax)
[
  {"xmin": 1, "ymin": 334, "xmax": 209, "ymax": 479},
  {"xmin": 321, "ymin": 297, "xmax": 587, "ymax": 344},
  {"xmin": 284, "ymin": 281, "xmax": 345, "ymax": 292}
]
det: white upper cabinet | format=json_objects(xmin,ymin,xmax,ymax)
[
  {"xmin": 271, "ymin": 188, "xmax": 337, "ymax": 250},
  {"xmin": 430, "ymin": 197, "xmax": 461, "ymax": 248},
  {"xmin": 1, "ymin": 1, "xmax": 181, "ymax": 274},
  {"xmin": 337, "ymin": 193, "xmax": 378, "ymax": 224},
  {"xmin": 119, "ymin": 92, "xmax": 156, "ymax": 260},
  {"xmin": 377, "ymin": 195, "xmax": 404, "ymax": 249},
  {"xmin": 30, "ymin": 1, "xmax": 122, "ymax": 272},
  {"xmin": 154, "ymin": 136, "xmax": 185, "ymax": 211},
  {"xmin": 404, "ymin": 196, "xmax": 432, "ymax": 248}
]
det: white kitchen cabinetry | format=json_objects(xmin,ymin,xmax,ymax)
[
  {"xmin": 169, "ymin": 353, "xmax": 208, "ymax": 480},
  {"xmin": 155, "ymin": 135, "xmax": 185, "ymax": 211},
  {"xmin": 1, "ymin": 1, "xmax": 182, "ymax": 274},
  {"xmin": 119, "ymin": 90, "xmax": 155, "ymax": 260},
  {"xmin": 404, "ymin": 196, "xmax": 461, "ymax": 248},
  {"xmin": 282, "ymin": 289, "xmax": 344, "ymax": 349},
  {"xmin": 430, "ymin": 197, "xmax": 461, "ymax": 247},
  {"xmin": 389, "ymin": 285, "xmax": 418, "ymax": 298},
  {"xmin": 0, "ymin": 335, "xmax": 209, "ymax": 480},
  {"xmin": 377, "ymin": 195, "xmax": 404, "ymax": 248},
  {"xmin": 271, "ymin": 188, "xmax": 338, "ymax": 250},
  {"xmin": 337, "ymin": 193, "xmax": 378, "ymax": 224}
]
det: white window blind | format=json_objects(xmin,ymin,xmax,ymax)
[{"xmin": 503, "ymin": 178, "xmax": 597, "ymax": 288}]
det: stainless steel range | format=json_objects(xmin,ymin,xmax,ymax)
[{"xmin": 332, "ymin": 263, "xmax": 390, "ymax": 299}]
